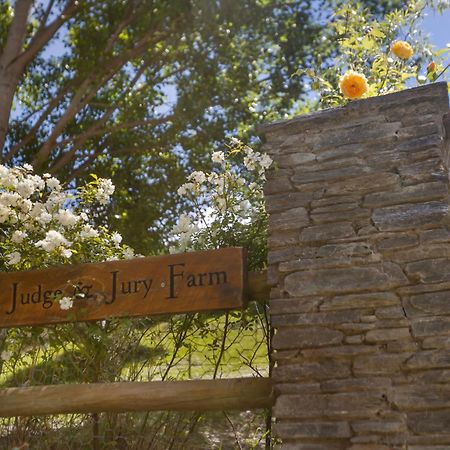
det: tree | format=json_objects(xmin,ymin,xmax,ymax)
[{"xmin": 1, "ymin": 0, "xmax": 401, "ymax": 253}]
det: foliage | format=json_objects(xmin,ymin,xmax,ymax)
[
  {"xmin": 0, "ymin": 0, "xmax": 402, "ymax": 254},
  {"xmin": 299, "ymin": 0, "xmax": 450, "ymax": 107},
  {"xmin": 0, "ymin": 166, "xmax": 138, "ymax": 378},
  {"xmin": 170, "ymin": 139, "xmax": 272, "ymax": 270},
  {"xmin": 0, "ymin": 155, "xmax": 271, "ymax": 448},
  {"xmin": 0, "ymin": 164, "xmax": 134, "ymax": 273}
]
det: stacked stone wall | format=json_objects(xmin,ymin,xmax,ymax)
[{"xmin": 262, "ymin": 82, "xmax": 450, "ymax": 449}]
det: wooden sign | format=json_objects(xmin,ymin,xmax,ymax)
[{"xmin": 0, "ymin": 248, "xmax": 247, "ymax": 328}]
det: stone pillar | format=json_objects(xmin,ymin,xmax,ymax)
[{"xmin": 262, "ymin": 82, "xmax": 450, "ymax": 449}]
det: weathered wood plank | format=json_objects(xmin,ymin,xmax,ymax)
[
  {"xmin": 0, "ymin": 378, "xmax": 273, "ymax": 417},
  {"xmin": 248, "ymin": 270, "xmax": 271, "ymax": 303},
  {"xmin": 0, "ymin": 248, "xmax": 247, "ymax": 328}
]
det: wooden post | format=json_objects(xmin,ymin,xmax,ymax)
[
  {"xmin": 0, "ymin": 378, "xmax": 273, "ymax": 417},
  {"xmin": 248, "ymin": 270, "xmax": 271, "ymax": 303}
]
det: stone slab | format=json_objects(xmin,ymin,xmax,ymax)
[{"xmin": 284, "ymin": 263, "xmax": 408, "ymax": 297}]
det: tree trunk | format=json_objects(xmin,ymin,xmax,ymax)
[{"xmin": 0, "ymin": 0, "xmax": 33, "ymax": 152}]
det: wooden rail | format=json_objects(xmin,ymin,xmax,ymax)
[{"xmin": 0, "ymin": 377, "xmax": 273, "ymax": 417}]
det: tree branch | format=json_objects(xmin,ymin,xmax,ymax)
[
  {"xmin": 3, "ymin": 85, "xmax": 71, "ymax": 162},
  {"xmin": 50, "ymin": 115, "xmax": 173, "ymax": 174},
  {"xmin": 0, "ymin": 0, "xmax": 78, "ymax": 154},
  {"xmin": 46, "ymin": 56, "xmax": 153, "ymax": 160},
  {"xmin": 0, "ymin": 0, "xmax": 33, "ymax": 151},
  {"xmin": 32, "ymin": 26, "xmax": 171, "ymax": 168},
  {"xmin": 104, "ymin": 1, "xmax": 141, "ymax": 54},
  {"xmin": 14, "ymin": 0, "xmax": 78, "ymax": 69},
  {"xmin": 0, "ymin": 0, "xmax": 33, "ymax": 66},
  {"xmin": 37, "ymin": 0, "xmax": 57, "ymax": 30}
]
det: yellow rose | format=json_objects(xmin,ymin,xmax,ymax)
[
  {"xmin": 391, "ymin": 41, "xmax": 414, "ymax": 60},
  {"xmin": 427, "ymin": 61, "xmax": 437, "ymax": 72},
  {"xmin": 339, "ymin": 70, "xmax": 369, "ymax": 99}
]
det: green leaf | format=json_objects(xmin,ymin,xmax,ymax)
[
  {"xmin": 370, "ymin": 27, "xmax": 385, "ymax": 39},
  {"xmin": 361, "ymin": 36, "xmax": 376, "ymax": 50}
]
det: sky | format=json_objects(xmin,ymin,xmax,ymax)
[
  {"xmin": 422, "ymin": 6, "xmax": 450, "ymax": 69},
  {"xmin": 423, "ymin": 7, "xmax": 450, "ymax": 48}
]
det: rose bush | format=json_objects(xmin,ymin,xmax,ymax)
[
  {"xmin": 298, "ymin": 0, "xmax": 450, "ymax": 106},
  {"xmin": 169, "ymin": 138, "xmax": 272, "ymax": 270},
  {"xmin": 0, "ymin": 166, "xmax": 138, "ymax": 381},
  {"xmin": 1, "ymin": 165, "xmax": 135, "ymax": 276}
]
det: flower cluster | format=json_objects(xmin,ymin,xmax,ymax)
[
  {"xmin": 302, "ymin": 1, "xmax": 449, "ymax": 107},
  {"xmin": 0, "ymin": 164, "xmax": 135, "ymax": 308},
  {"xmin": 95, "ymin": 178, "xmax": 115, "ymax": 205},
  {"xmin": 339, "ymin": 40, "xmax": 416, "ymax": 100},
  {"xmin": 170, "ymin": 139, "xmax": 272, "ymax": 255}
]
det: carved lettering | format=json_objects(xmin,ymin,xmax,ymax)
[{"xmin": 0, "ymin": 248, "xmax": 245, "ymax": 328}]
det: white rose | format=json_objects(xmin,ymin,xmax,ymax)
[
  {"xmin": 11, "ymin": 230, "xmax": 27, "ymax": 243},
  {"xmin": 0, "ymin": 204, "xmax": 10, "ymax": 223},
  {"xmin": 111, "ymin": 232, "xmax": 122, "ymax": 246},
  {"xmin": 37, "ymin": 212, "xmax": 52, "ymax": 225},
  {"xmin": 46, "ymin": 177, "xmax": 61, "ymax": 190},
  {"xmin": 35, "ymin": 230, "xmax": 71, "ymax": 252},
  {"xmin": 59, "ymin": 297, "xmax": 73, "ymax": 310},
  {"xmin": 29, "ymin": 174, "xmax": 45, "ymax": 190},
  {"xmin": 212, "ymin": 151, "xmax": 225, "ymax": 164},
  {"xmin": 60, "ymin": 248, "xmax": 73, "ymax": 258},
  {"xmin": 80, "ymin": 224, "xmax": 99, "ymax": 239},
  {"xmin": 16, "ymin": 180, "xmax": 35, "ymax": 198},
  {"xmin": 0, "ymin": 350, "xmax": 12, "ymax": 362},
  {"xmin": 29, "ymin": 203, "xmax": 45, "ymax": 218},
  {"xmin": 0, "ymin": 192, "xmax": 20, "ymax": 206},
  {"xmin": 259, "ymin": 153, "xmax": 273, "ymax": 169},
  {"xmin": 188, "ymin": 171, "xmax": 206, "ymax": 184},
  {"xmin": 95, "ymin": 179, "xmax": 115, "ymax": 205},
  {"xmin": 56, "ymin": 209, "xmax": 80, "ymax": 227},
  {"xmin": 6, "ymin": 251, "xmax": 21, "ymax": 265},
  {"xmin": 18, "ymin": 199, "xmax": 32, "ymax": 213},
  {"xmin": 123, "ymin": 247, "xmax": 135, "ymax": 259},
  {"xmin": 99, "ymin": 179, "xmax": 115, "ymax": 195},
  {"xmin": 172, "ymin": 214, "xmax": 196, "ymax": 234},
  {"xmin": 239, "ymin": 200, "xmax": 251, "ymax": 212}
]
